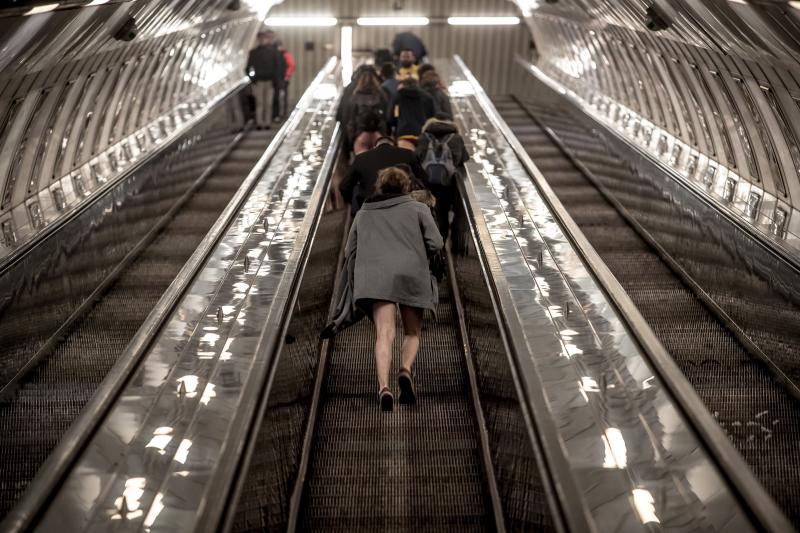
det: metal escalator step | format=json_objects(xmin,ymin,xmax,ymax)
[
  {"xmin": 298, "ymin": 284, "xmax": 493, "ymax": 531},
  {"xmin": 495, "ymin": 96, "xmax": 800, "ymax": 525}
]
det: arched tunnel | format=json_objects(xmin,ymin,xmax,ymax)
[{"xmin": 1, "ymin": 1, "xmax": 800, "ymax": 531}]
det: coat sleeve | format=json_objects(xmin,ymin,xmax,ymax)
[
  {"xmin": 339, "ymin": 164, "xmax": 359, "ymax": 204},
  {"xmin": 415, "ymin": 133, "xmax": 428, "ymax": 160},
  {"xmin": 284, "ymin": 52, "xmax": 296, "ymax": 80},
  {"xmin": 275, "ymin": 50, "xmax": 286, "ymax": 84},
  {"xmin": 419, "ymin": 207, "xmax": 443, "ymax": 255},
  {"xmin": 456, "ymin": 135, "xmax": 470, "ymax": 165},
  {"xmin": 387, "ymin": 94, "xmax": 398, "ymax": 131},
  {"xmin": 245, "ymin": 50, "xmax": 254, "ymax": 77},
  {"xmin": 410, "ymin": 156, "xmax": 429, "ymax": 185}
]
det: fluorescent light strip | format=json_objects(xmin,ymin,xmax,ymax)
[
  {"xmin": 341, "ymin": 26, "xmax": 353, "ymax": 85},
  {"xmin": 264, "ymin": 16, "xmax": 338, "ymax": 27},
  {"xmin": 447, "ymin": 16, "xmax": 520, "ymax": 25},
  {"xmin": 25, "ymin": 3, "xmax": 59, "ymax": 14},
  {"xmin": 356, "ymin": 17, "xmax": 429, "ymax": 26}
]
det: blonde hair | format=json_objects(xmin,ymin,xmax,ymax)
[{"xmin": 375, "ymin": 166, "xmax": 412, "ymax": 194}]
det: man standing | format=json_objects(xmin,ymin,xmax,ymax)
[
  {"xmin": 396, "ymin": 49, "xmax": 419, "ymax": 80},
  {"xmin": 245, "ymin": 30, "xmax": 283, "ymax": 129},
  {"xmin": 273, "ymin": 40, "xmax": 295, "ymax": 122}
]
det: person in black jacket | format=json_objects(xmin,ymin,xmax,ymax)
[
  {"xmin": 341, "ymin": 68, "xmax": 389, "ymax": 154},
  {"xmin": 420, "ymin": 70, "xmax": 453, "ymax": 120},
  {"xmin": 387, "ymin": 77, "xmax": 435, "ymax": 150},
  {"xmin": 415, "ymin": 118, "xmax": 470, "ymax": 240},
  {"xmin": 340, "ymin": 136, "xmax": 428, "ymax": 215},
  {"xmin": 245, "ymin": 30, "xmax": 285, "ymax": 129}
]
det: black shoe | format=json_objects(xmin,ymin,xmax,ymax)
[
  {"xmin": 379, "ymin": 387, "xmax": 394, "ymax": 412},
  {"xmin": 398, "ymin": 368, "xmax": 416, "ymax": 404}
]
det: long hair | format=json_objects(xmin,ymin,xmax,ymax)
[
  {"xmin": 421, "ymin": 70, "xmax": 445, "ymax": 92},
  {"xmin": 354, "ymin": 68, "xmax": 381, "ymax": 94}
]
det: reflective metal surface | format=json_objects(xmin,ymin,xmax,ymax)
[
  {"xmin": 517, "ymin": 5, "xmax": 800, "ymax": 263},
  {"xmin": 445, "ymin": 56, "xmax": 786, "ymax": 532},
  {"xmin": 26, "ymin": 59, "xmax": 342, "ymax": 533},
  {"xmin": 0, "ymin": 0, "xmax": 278, "ymax": 266}
]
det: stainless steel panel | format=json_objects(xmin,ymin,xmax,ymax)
[
  {"xmin": 443, "ymin": 55, "xmax": 775, "ymax": 532},
  {"xmin": 30, "ymin": 58, "xmax": 342, "ymax": 533}
]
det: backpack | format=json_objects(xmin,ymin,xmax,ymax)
[
  {"xmin": 421, "ymin": 133, "xmax": 456, "ymax": 186},
  {"xmin": 350, "ymin": 92, "xmax": 385, "ymax": 134}
]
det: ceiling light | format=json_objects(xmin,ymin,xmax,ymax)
[
  {"xmin": 25, "ymin": 3, "xmax": 58, "ymax": 14},
  {"xmin": 356, "ymin": 17, "xmax": 429, "ymax": 26},
  {"xmin": 447, "ymin": 16, "xmax": 520, "ymax": 25},
  {"xmin": 264, "ymin": 17, "xmax": 338, "ymax": 27}
]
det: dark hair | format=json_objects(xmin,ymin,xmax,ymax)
[
  {"xmin": 399, "ymin": 76, "xmax": 417, "ymax": 88},
  {"xmin": 376, "ymin": 166, "xmax": 412, "ymax": 194},
  {"xmin": 379, "ymin": 62, "xmax": 396, "ymax": 81},
  {"xmin": 421, "ymin": 70, "xmax": 442, "ymax": 90},
  {"xmin": 418, "ymin": 64, "xmax": 435, "ymax": 78},
  {"xmin": 354, "ymin": 68, "xmax": 381, "ymax": 94}
]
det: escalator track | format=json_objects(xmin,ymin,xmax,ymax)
[
  {"xmin": 230, "ymin": 182, "xmax": 505, "ymax": 531},
  {"xmin": 493, "ymin": 96, "xmax": 800, "ymax": 526},
  {"xmin": 0, "ymin": 126, "xmax": 277, "ymax": 520}
]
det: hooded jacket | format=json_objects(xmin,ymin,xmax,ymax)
[
  {"xmin": 423, "ymin": 85, "xmax": 453, "ymax": 120},
  {"xmin": 388, "ymin": 86, "xmax": 436, "ymax": 138}
]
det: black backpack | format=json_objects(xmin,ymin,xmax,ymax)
[
  {"xmin": 421, "ymin": 133, "xmax": 457, "ymax": 186},
  {"xmin": 350, "ymin": 92, "xmax": 385, "ymax": 134}
]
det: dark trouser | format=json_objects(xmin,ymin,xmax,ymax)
[
  {"xmin": 429, "ymin": 181, "xmax": 457, "ymax": 241},
  {"xmin": 273, "ymin": 80, "xmax": 289, "ymax": 119}
]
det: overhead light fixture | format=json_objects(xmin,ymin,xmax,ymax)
[
  {"xmin": 25, "ymin": 3, "xmax": 58, "ymax": 14},
  {"xmin": 264, "ymin": 17, "xmax": 338, "ymax": 27},
  {"xmin": 356, "ymin": 17, "xmax": 429, "ymax": 26},
  {"xmin": 341, "ymin": 26, "xmax": 353, "ymax": 85},
  {"xmin": 447, "ymin": 16, "xmax": 520, "ymax": 25}
]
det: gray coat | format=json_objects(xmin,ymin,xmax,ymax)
[{"xmin": 349, "ymin": 194, "xmax": 443, "ymax": 313}]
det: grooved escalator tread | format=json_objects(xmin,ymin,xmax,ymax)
[
  {"xmin": 496, "ymin": 96, "xmax": 800, "ymax": 526},
  {"xmin": 297, "ymin": 282, "xmax": 494, "ymax": 532}
]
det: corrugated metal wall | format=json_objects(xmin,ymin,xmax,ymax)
[{"xmin": 266, "ymin": 0, "xmax": 530, "ymax": 98}]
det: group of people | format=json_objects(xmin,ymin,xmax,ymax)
[
  {"xmin": 325, "ymin": 35, "xmax": 472, "ymax": 412},
  {"xmin": 245, "ymin": 30, "xmax": 296, "ymax": 129}
]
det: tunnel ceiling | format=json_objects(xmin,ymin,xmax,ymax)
[
  {"xmin": 0, "ymin": 0, "xmax": 273, "ymax": 262},
  {"xmin": 3, "ymin": 0, "xmax": 800, "ymax": 259},
  {"xmin": 519, "ymin": 0, "xmax": 800, "ymax": 252}
]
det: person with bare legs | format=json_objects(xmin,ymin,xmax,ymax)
[
  {"xmin": 333, "ymin": 166, "xmax": 442, "ymax": 411},
  {"xmin": 373, "ymin": 303, "xmax": 423, "ymax": 408}
]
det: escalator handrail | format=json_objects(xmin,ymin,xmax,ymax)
[{"xmin": 453, "ymin": 54, "xmax": 793, "ymax": 533}]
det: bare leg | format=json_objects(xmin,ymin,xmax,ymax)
[
  {"xmin": 399, "ymin": 305, "xmax": 423, "ymax": 371},
  {"xmin": 373, "ymin": 302, "xmax": 396, "ymax": 391}
]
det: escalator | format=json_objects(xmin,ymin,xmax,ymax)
[
  {"xmin": 230, "ymin": 211, "xmax": 504, "ymax": 531},
  {"xmin": 0, "ymin": 125, "xmax": 277, "ymax": 519},
  {"xmin": 493, "ymin": 95, "xmax": 800, "ymax": 527}
]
